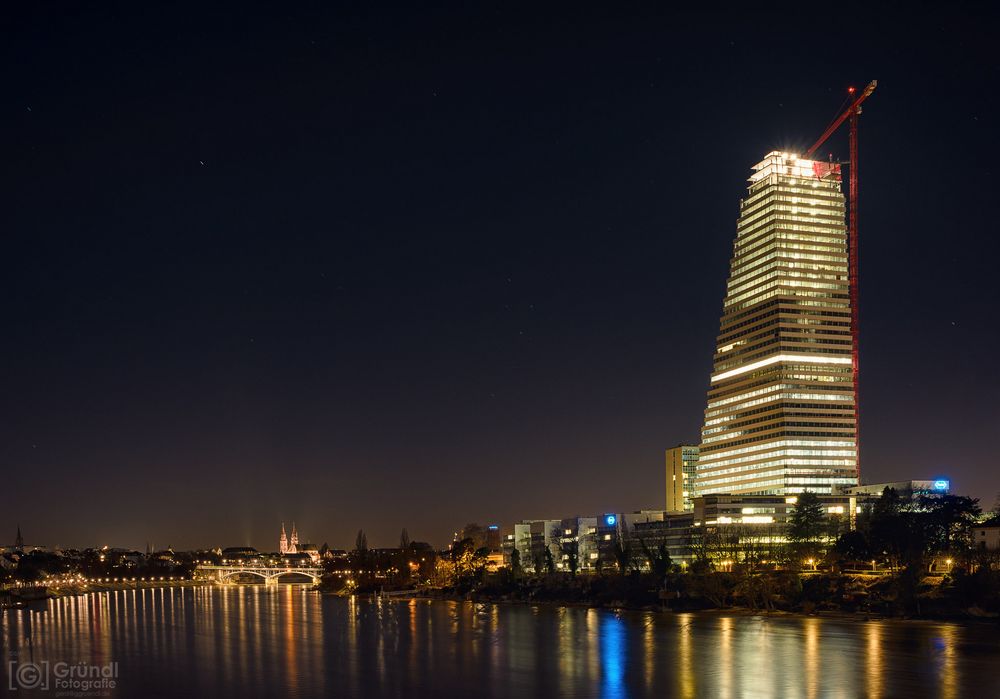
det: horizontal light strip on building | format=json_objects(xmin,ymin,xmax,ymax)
[{"xmin": 710, "ymin": 354, "xmax": 852, "ymax": 383}]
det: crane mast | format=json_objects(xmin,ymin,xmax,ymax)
[{"xmin": 805, "ymin": 80, "xmax": 876, "ymax": 481}]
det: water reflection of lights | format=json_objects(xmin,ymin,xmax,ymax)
[
  {"xmin": 643, "ymin": 614, "xmax": 655, "ymax": 692},
  {"xmin": 600, "ymin": 613, "xmax": 626, "ymax": 698},
  {"xmin": 557, "ymin": 606, "xmax": 574, "ymax": 686},
  {"xmin": 677, "ymin": 613, "xmax": 695, "ymax": 699},
  {"xmin": 718, "ymin": 616, "xmax": 733, "ymax": 698},
  {"xmin": 585, "ymin": 608, "xmax": 599, "ymax": 689},
  {"xmin": 284, "ymin": 585, "xmax": 298, "ymax": 696},
  {"xmin": 803, "ymin": 617, "xmax": 819, "ymax": 699},
  {"xmin": 865, "ymin": 623, "xmax": 883, "ymax": 698},
  {"xmin": 1, "ymin": 589, "xmax": 995, "ymax": 698},
  {"xmin": 935, "ymin": 624, "xmax": 960, "ymax": 699}
]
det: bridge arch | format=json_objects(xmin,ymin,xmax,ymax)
[
  {"xmin": 270, "ymin": 570, "xmax": 322, "ymax": 584},
  {"xmin": 217, "ymin": 570, "xmax": 270, "ymax": 583},
  {"xmin": 197, "ymin": 564, "xmax": 324, "ymax": 585}
]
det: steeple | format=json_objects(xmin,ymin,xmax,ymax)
[
  {"xmin": 290, "ymin": 522, "xmax": 299, "ymax": 554},
  {"xmin": 279, "ymin": 522, "xmax": 288, "ymax": 555},
  {"xmin": 15, "ymin": 525, "xmax": 23, "ymax": 551}
]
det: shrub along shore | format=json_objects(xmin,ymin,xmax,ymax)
[{"xmin": 321, "ymin": 567, "xmax": 1000, "ymax": 622}]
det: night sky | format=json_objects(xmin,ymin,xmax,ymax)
[{"xmin": 4, "ymin": 4, "xmax": 999, "ymax": 551}]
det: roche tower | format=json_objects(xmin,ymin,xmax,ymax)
[{"xmin": 696, "ymin": 152, "xmax": 859, "ymax": 496}]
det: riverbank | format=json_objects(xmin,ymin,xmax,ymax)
[
  {"xmin": 415, "ymin": 593, "xmax": 1000, "ymax": 625},
  {"xmin": 325, "ymin": 569, "xmax": 1000, "ymax": 624},
  {"xmin": 1, "ymin": 580, "xmax": 204, "ymax": 608},
  {"xmin": 315, "ymin": 585, "xmax": 1000, "ymax": 626}
]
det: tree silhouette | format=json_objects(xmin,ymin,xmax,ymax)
[
  {"xmin": 788, "ymin": 491, "xmax": 826, "ymax": 563},
  {"xmin": 638, "ymin": 535, "xmax": 672, "ymax": 582},
  {"xmin": 509, "ymin": 548, "xmax": 522, "ymax": 578},
  {"xmin": 612, "ymin": 527, "xmax": 632, "ymax": 574}
]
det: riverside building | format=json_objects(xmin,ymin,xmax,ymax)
[
  {"xmin": 666, "ymin": 445, "xmax": 700, "ymax": 512},
  {"xmin": 697, "ymin": 152, "xmax": 859, "ymax": 496}
]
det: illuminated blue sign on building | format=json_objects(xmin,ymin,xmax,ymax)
[
  {"xmin": 933, "ymin": 480, "xmax": 950, "ymax": 491},
  {"xmin": 604, "ymin": 514, "xmax": 617, "ymax": 526}
]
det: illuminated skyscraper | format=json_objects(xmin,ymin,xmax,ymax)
[{"xmin": 696, "ymin": 151, "xmax": 859, "ymax": 496}]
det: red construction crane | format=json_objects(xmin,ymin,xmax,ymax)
[{"xmin": 804, "ymin": 79, "xmax": 876, "ymax": 479}]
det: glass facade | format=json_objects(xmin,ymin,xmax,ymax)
[
  {"xmin": 666, "ymin": 445, "xmax": 700, "ymax": 512},
  {"xmin": 696, "ymin": 152, "xmax": 859, "ymax": 496}
]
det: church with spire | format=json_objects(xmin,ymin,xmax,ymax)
[
  {"xmin": 278, "ymin": 522, "xmax": 320, "ymax": 563},
  {"xmin": 279, "ymin": 522, "xmax": 299, "ymax": 555}
]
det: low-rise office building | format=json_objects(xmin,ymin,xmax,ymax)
[
  {"xmin": 633, "ymin": 513, "xmax": 696, "ymax": 565},
  {"xmin": 694, "ymin": 494, "xmax": 854, "ymax": 528},
  {"xmin": 512, "ymin": 520, "xmax": 560, "ymax": 573},
  {"xmin": 841, "ymin": 479, "xmax": 951, "ymax": 515},
  {"xmin": 510, "ymin": 517, "xmax": 601, "ymax": 573},
  {"xmin": 551, "ymin": 517, "xmax": 599, "ymax": 572},
  {"xmin": 487, "ymin": 478, "xmax": 970, "ymax": 574},
  {"xmin": 594, "ymin": 510, "xmax": 695, "ymax": 570},
  {"xmin": 841, "ymin": 479, "xmax": 950, "ymax": 499},
  {"xmin": 973, "ymin": 519, "xmax": 1000, "ymax": 551},
  {"xmin": 690, "ymin": 494, "xmax": 853, "ymax": 567}
]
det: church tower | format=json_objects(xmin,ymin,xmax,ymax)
[
  {"xmin": 279, "ymin": 523, "xmax": 288, "ymax": 555},
  {"xmin": 290, "ymin": 523, "xmax": 299, "ymax": 554}
]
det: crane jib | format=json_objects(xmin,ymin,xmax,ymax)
[{"xmin": 805, "ymin": 80, "xmax": 877, "ymax": 157}]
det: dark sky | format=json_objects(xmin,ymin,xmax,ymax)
[{"xmin": 4, "ymin": 3, "xmax": 999, "ymax": 551}]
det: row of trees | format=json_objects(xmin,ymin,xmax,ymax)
[
  {"xmin": 338, "ymin": 523, "xmax": 501, "ymax": 591},
  {"xmin": 834, "ymin": 488, "xmax": 984, "ymax": 569},
  {"xmin": 324, "ymin": 528, "xmax": 438, "ymax": 590}
]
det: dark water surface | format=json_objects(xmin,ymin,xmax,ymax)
[{"xmin": 2, "ymin": 585, "xmax": 999, "ymax": 698}]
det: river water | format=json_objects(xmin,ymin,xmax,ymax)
[{"xmin": 1, "ymin": 585, "xmax": 998, "ymax": 698}]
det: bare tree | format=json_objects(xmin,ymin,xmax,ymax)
[
  {"xmin": 612, "ymin": 527, "xmax": 632, "ymax": 574},
  {"xmin": 637, "ymin": 535, "xmax": 672, "ymax": 583},
  {"xmin": 550, "ymin": 524, "xmax": 579, "ymax": 576}
]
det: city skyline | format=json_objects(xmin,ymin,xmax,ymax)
[{"xmin": 4, "ymin": 5, "xmax": 999, "ymax": 551}]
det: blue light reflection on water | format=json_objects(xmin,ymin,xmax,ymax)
[{"xmin": 599, "ymin": 613, "xmax": 625, "ymax": 698}]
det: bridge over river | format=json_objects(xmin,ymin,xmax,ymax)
[{"xmin": 196, "ymin": 564, "xmax": 324, "ymax": 584}]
